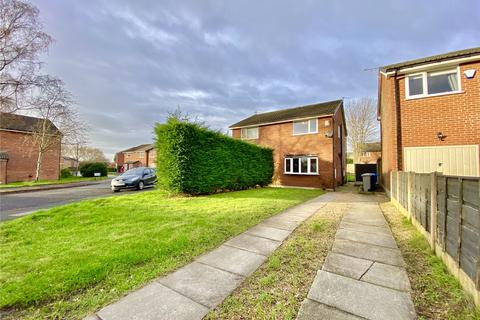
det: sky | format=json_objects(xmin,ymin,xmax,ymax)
[{"xmin": 33, "ymin": 0, "xmax": 480, "ymax": 159}]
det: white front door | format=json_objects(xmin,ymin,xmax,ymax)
[{"xmin": 404, "ymin": 145, "xmax": 479, "ymax": 176}]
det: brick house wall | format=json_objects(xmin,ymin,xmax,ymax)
[
  {"xmin": 0, "ymin": 130, "xmax": 61, "ymax": 183},
  {"xmin": 232, "ymin": 115, "xmax": 343, "ymax": 189},
  {"xmin": 380, "ymin": 60, "xmax": 480, "ymax": 190}
]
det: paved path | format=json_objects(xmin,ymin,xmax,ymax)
[
  {"xmin": 0, "ymin": 179, "xmax": 152, "ymax": 221},
  {"xmin": 297, "ymin": 198, "xmax": 416, "ymax": 319},
  {"xmin": 85, "ymin": 196, "xmax": 328, "ymax": 320}
]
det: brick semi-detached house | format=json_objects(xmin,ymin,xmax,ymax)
[
  {"xmin": 379, "ymin": 47, "xmax": 480, "ymax": 192},
  {"xmin": 230, "ymin": 100, "xmax": 347, "ymax": 189},
  {"xmin": 0, "ymin": 112, "xmax": 62, "ymax": 183},
  {"xmin": 114, "ymin": 143, "xmax": 156, "ymax": 172}
]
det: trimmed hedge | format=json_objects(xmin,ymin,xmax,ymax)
[
  {"xmin": 155, "ymin": 117, "xmax": 273, "ymax": 194},
  {"xmin": 79, "ymin": 162, "xmax": 108, "ymax": 177},
  {"xmin": 60, "ymin": 168, "xmax": 72, "ymax": 179}
]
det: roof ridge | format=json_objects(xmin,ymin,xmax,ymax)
[{"xmin": 229, "ymin": 99, "xmax": 342, "ymax": 128}]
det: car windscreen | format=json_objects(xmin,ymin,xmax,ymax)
[{"xmin": 122, "ymin": 168, "xmax": 144, "ymax": 176}]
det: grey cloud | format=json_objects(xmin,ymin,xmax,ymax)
[{"xmin": 34, "ymin": 0, "xmax": 480, "ymax": 159}]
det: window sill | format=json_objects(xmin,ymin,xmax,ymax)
[
  {"xmin": 405, "ymin": 90, "xmax": 464, "ymax": 101},
  {"xmin": 284, "ymin": 173, "xmax": 319, "ymax": 176},
  {"xmin": 241, "ymin": 138, "xmax": 258, "ymax": 140},
  {"xmin": 292, "ymin": 132, "xmax": 318, "ymax": 136}
]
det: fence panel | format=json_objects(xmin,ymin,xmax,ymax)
[{"xmin": 391, "ymin": 171, "xmax": 480, "ymax": 306}]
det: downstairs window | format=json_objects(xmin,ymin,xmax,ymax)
[{"xmin": 284, "ymin": 156, "xmax": 318, "ymax": 175}]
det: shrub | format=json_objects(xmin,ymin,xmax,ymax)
[
  {"xmin": 346, "ymin": 158, "xmax": 353, "ymax": 164},
  {"xmin": 155, "ymin": 117, "xmax": 273, "ymax": 194},
  {"xmin": 79, "ymin": 162, "xmax": 108, "ymax": 177},
  {"xmin": 60, "ymin": 168, "xmax": 72, "ymax": 179}
]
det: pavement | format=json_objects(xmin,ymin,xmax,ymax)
[
  {"xmin": 84, "ymin": 195, "xmax": 328, "ymax": 320},
  {"xmin": 297, "ymin": 198, "xmax": 416, "ymax": 319},
  {"xmin": 0, "ymin": 179, "xmax": 152, "ymax": 221}
]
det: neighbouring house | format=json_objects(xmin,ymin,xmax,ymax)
[
  {"xmin": 114, "ymin": 143, "xmax": 156, "ymax": 171},
  {"xmin": 62, "ymin": 156, "xmax": 79, "ymax": 173},
  {"xmin": 357, "ymin": 142, "xmax": 381, "ymax": 164},
  {"xmin": 230, "ymin": 99, "xmax": 347, "ymax": 189},
  {"xmin": 0, "ymin": 112, "xmax": 62, "ymax": 184},
  {"xmin": 378, "ymin": 47, "xmax": 480, "ymax": 192}
]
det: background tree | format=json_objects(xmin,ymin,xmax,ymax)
[
  {"xmin": 345, "ymin": 97, "xmax": 379, "ymax": 163},
  {"xmin": 0, "ymin": 0, "xmax": 53, "ymax": 112},
  {"xmin": 24, "ymin": 78, "xmax": 78, "ymax": 181}
]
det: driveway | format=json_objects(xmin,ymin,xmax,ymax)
[{"xmin": 0, "ymin": 179, "xmax": 153, "ymax": 221}]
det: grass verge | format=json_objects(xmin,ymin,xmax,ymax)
[
  {"xmin": 0, "ymin": 187, "xmax": 322, "ymax": 319},
  {"xmin": 380, "ymin": 202, "xmax": 480, "ymax": 320},
  {"xmin": 206, "ymin": 202, "xmax": 346, "ymax": 319},
  {"xmin": 0, "ymin": 176, "xmax": 108, "ymax": 189}
]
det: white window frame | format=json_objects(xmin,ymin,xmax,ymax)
[
  {"xmin": 405, "ymin": 66, "xmax": 461, "ymax": 99},
  {"xmin": 292, "ymin": 118, "xmax": 318, "ymax": 136},
  {"xmin": 241, "ymin": 127, "xmax": 259, "ymax": 140},
  {"xmin": 284, "ymin": 156, "xmax": 319, "ymax": 175}
]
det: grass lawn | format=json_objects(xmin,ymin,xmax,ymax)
[
  {"xmin": 0, "ymin": 176, "xmax": 108, "ymax": 189},
  {"xmin": 381, "ymin": 202, "xmax": 480, "ymax": 320},
  {"xmin": 206, "ymin": 202, "xmax": 345, "ymax": 319},
  {"xmin": 0, "ymin": 187, "xmax": 323, "ymax": 319}
]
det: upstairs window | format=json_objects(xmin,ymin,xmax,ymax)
[
  {"xmin": 293, "ymin": 118, "xmax": 317, "ymax": 135},
  {"xmin": 406, "ymin": 68, "xmax": 460, "ymax": 99},
  {"xmin": 241, "ymin": 127, "xmax": 259, "ymax": 140},
  {"xmin": 284, "ymin": 156, "xmax": 318, "ymax": 175}
]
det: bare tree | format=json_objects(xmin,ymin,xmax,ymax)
[
  {"xmin": 24, "ymin": 77, "xmax": 77, "ymax": 181},
  {"xmin": 63, "ymin": 145, "xmax": 108, "ymax": 164},
  {"xmin": 345, "ymin": 97, "xmax": 379, "ymax": 163},
  {"xmin": 0, "ymin": 0, "xmax": 53, "ymax": 112}
]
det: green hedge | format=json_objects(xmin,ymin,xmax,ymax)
[
  {"xmin": 79, "ymin": 162, "xmax": 108, "ymax": 177},
  {"xmin": 60, "ymin": 168, "xmax": 72, "ymax": 179},
  {"xmin": 155, "ymin": 117, "xmax": 273, "ymax": 194}
]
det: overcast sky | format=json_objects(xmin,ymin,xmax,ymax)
[{"xmin": 34, "ymin": 0, "xmax": 480, "ymax": 159}]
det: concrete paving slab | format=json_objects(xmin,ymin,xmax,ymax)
[
  {"xmin": 332, "ymin": 239, "xmax": 405, "ymax": 267},
  {"xmin": 196, "ymin": 245, "xmax": 266, "ymax": 276},
  {"xmin": 262, "ymin": 217, "xmax": 300, "ymax": 231},
  {"xmin": 322, "ymin": 252, "xmax": 373, "ymax": 280},
  {"xmin": 245, "ymin": 225, "xmax": 291, "ymax": 241},
  {"xmin": 97, "ymin": 282, "xmax": 209, "ymax": 320},
  {"xmin": 307, "ymin": 271, "xmax": 416, "ymax": 320},
  {"xmin": 335, "ymin": 228, "xmax": 397, "ymax": 249},
  {"xmin": 297, "ymin": 299, "xmax": 364, "ymax": 320},
  {"xmin": 159, "ymin": 262, "xmax": 244, "ymax": 308},
  {"xmin": 339, "ymin": 221, "xmax": 391, "ymax": 235},
  {"xmin": 342, "ymin": 215, "xmax": 389, "ymax": 228},
  {"xmin": 361, "ymin": 262, "xmax": 411, "ymax": 292},
  {"xmin": 225, "ymin": 233, "xmax": 281, "ymax": 255}
]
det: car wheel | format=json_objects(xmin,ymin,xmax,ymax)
[
  {"xmin": 138, "ymin": 181, "xmax": 144, "ymax": 190},
  {"xmin": 113, "ymin": 189, "xmax": 120, "ymax": 193}
]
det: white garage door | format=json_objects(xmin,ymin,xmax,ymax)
[{"xmin": 404, "ymin": 145, "xmax": 479, "ymax": 176}]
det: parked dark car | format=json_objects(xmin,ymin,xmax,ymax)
[{"xmin": 111, "ymin": 167, "xmax": 157, "ymax": 192}]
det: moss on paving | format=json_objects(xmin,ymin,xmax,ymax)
[
  {"xmin": 0, "ymin": 187, "xmax": 323, "ymax": 319},
  {"xmin": 206, "ymin": 202, "xmax": 346, "ymax": 319},
  {"xmin": 381, "ymin": 202, "xmax": 480, "ymax": 320}
]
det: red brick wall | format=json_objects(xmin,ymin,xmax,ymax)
[
  {"xmin": 333, "ymin": 106, "xmax": 347, "ymax": 187},
  {"xmin": 0, "ymin": 130, "xmax": 61, "ymax": 183},
  {"xmin": 232, "ymin": 114, "xmax": 345, "ymax": 189},
  {"xmin": 380, "ymin": 60, "xmax": 480, "ymax": 191}
]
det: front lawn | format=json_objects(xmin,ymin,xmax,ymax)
[
  {"xmin": 0, "ymin": 176, "xmax": 108, "ymax": 189},
  {"xmin": 0, "ymin": 187, "xmax": 323, "ymax": 319}
]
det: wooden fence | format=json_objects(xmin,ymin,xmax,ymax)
[{"xmin": 390, "ymin": 171, "xmax": 480, "ymax": 306}]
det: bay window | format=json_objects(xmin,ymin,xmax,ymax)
[
  {"xmin": 284, "ymin": 156, "xmax": 318, "ymax": 175},
  {"xmin": 406, "ymin": 67, "xmax": 460, "ymax": 99}
]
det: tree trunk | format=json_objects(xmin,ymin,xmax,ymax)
[{"xmin": 35, "ymin": 149, "xmax": 43, "ymax": 182}]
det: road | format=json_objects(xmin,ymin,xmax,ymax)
[{"xmin": 0, "ymin": 179, "xmax": 152, "ymax": 221}]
